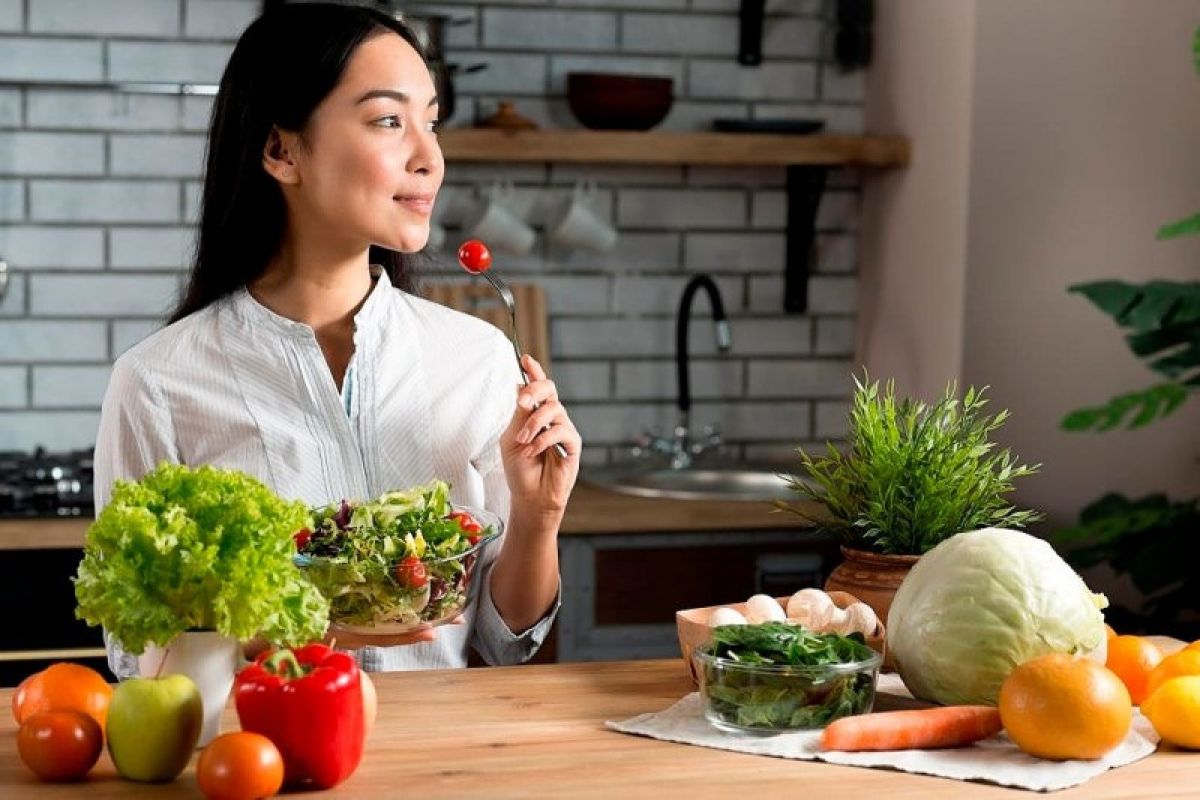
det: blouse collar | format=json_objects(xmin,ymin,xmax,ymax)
[{"xmin": 231, "ymin": 264, "xmax": 393, "ymax": 339}]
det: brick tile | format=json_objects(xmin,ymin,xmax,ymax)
[
  {"xmin": 0, "ymin": 411, "xmax": 100, "ymax": 450},
  {"xmin": 617, "ymin": 188, "xmax": 745, "ymax": 229},
  {"xmin": 107, "ymin": 41, "xmax": 232, "ymax": 84},
  {"xmin": 30, "ymin": 274, "xmax": 178, "ymax": 317},
  {"xmin": 0, "ymin": 226, "xmax": 105, "ymax": 268},
  {"xmin": 0, "ymin": 132, "xmax": 105, "ymax": 176},
  {"xmin": 31, "ymin": 180, "xmax": 179, "ymax": 223},
  {"xmin": 688, "ymin": 60, "xmax": 817, "ymax": 102},
  {"xmin": 110, "ymin": 134, "xmax": 206, "ymax": 178},
  {"xmin": 0, "ymin": 37, "xmax": 103, "ymax": 82},
  {"xmin": 0, "ymin": 366, "xmax": 25, "ymax": 407},
  {"xmin": 110, "ymin": 227, "xmax": 196, "ymax": 270},
  {"xmin": 615, "ymin": 358, "xmax": 743, "ymax": 400},
  {"xmin": 183, "ymin": 0, "xmax": 258, "ymax": 39},
  {"xmin": 483, "ymin": 9, "xmax": 616, "ymax": 52},
  {"xmin": 747, "ymin": 359, "xmax": 854, "ymax": 398},
  {"xmin": 30, "ymin": 0, "xmax": 180, "ymax": 36},
  {"xmin": 32, "ymin": 364, "xmax": 112, "ymax": 408},
  {"xmin": 0, "ymin": 321, "xmax": 109, "ymax": 361},
  {"xmin": 28, "ymin": 91, "xmax": 180, "ymax": 131}
]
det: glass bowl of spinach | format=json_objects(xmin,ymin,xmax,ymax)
[{"xmin": 692, "ymin": 622, "xmax": 882, "ymax": 734}]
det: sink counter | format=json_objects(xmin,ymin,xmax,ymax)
[{"xmin": 0, "ymin": 484, "xmax": 824, "ymax": 550}]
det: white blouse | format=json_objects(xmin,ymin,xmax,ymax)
[{"xmin": 95, "ymin": 268, "xmax": 559, "ymax": 674}]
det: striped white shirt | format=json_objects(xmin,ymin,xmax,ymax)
[{"xmin": 95, "ymin": 268, "xmax": 558, "ymax": 674}]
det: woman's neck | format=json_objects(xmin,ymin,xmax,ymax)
[{"xmin": 250, "ymin": 236, "xmax": 374, "ymax": 336}]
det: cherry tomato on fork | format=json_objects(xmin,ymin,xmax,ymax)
[{"xmin": 457, "ymin": 239, "xmax": 492, "ymax": 273}]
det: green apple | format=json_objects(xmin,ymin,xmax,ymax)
[{"xmin": 106, "ymin": 674, "xmax": 203, "ymax": 782}]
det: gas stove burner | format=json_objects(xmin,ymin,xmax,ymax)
[{"xmin": 0, "ymin": 447, "xmax": 95, "ymax": 518}]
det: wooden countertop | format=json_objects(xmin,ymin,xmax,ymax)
[
  {"xmin": 1, "ymin": 658, "xmax": 1194, "ymax": 798},
  {"xmin": 0, "ymin": 484, "xmax": 821, "ymax": 550}
]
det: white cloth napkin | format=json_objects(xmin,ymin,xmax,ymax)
[{"xmin": 606, "ymin": 674, "xmax": 1158, "ymax": 793}]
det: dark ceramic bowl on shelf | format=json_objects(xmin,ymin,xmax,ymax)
[{"xmin": 566, "ymin": 72, "xmax": 674, "ymax": 131}]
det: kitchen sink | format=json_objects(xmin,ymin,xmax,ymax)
[{"xmin": 583, "ymin": 464, "xmax": 807, "ymax": 503}]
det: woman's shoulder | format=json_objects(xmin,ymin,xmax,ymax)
[
  {"xmin": 112, "ymin": 303, "xmax": 222, "ymax": 379},
  {"xmin": 392, "ymin": 287, "xmax": 511, "ymax": 352}
]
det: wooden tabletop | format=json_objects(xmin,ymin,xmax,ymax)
[
  {"xmin": 0, "ymin": 484, "xmax": 818, "ymax": 550},
  {"xmin": 1, "ymin": 658, "xmax": 1194, "ymax": 798}
]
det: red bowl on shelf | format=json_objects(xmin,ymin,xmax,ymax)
[{"xmin": 566, "ymin": 72, "xmax": 674, "ymax": 131}]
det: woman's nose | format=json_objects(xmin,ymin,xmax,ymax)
[{"xmin": 408, "ymin": 128, "xmax": 444, "ymax": 177}]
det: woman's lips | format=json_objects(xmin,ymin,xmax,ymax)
[{"xmin": 395, "ymin": 194, "xmax": 436, "ymax": 216}]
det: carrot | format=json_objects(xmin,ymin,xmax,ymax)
[{"xmin": 820, "ymin": 706, "xmax": 1003, "ymax": 752}]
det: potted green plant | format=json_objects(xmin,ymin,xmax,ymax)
[
  {"xmin": 74, "ymin": 463, "xmax": 330, "ymax": 745},
  {"xmin": 778, "ymin": 374, "xmax": 1043, "ymax": 626}
]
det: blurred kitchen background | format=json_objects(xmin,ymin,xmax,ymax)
[{"xmin": 0, "ymin": 0, "xmax": 1197, "ymax": 679}]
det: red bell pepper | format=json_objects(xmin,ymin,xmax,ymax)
[{"xmin": 234, "ymin": 642, "xmax": 365, "ymax": 789}]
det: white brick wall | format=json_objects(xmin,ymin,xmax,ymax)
[{"xmin": 0, "ymin": 0, "xmax": 864, "ymax": 459}]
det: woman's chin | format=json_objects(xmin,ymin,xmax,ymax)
[{"xmin": 375, "ymin": 226, "xmax": 430, "ymax": 254}]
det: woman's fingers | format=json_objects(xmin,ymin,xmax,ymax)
[
  {"xmin": 517, "ymin": 377, "xmax": 558, "ymax": 411},
  {"xmin": 515, "ymin": 399, "xmax": 564, "ymax": 444},
  {"xmin": 521, "ymin": 353, "xmax": 548, "ymax": 383},
  {"xmin": 525, "ymin": 411, "xmax": 582, "ymax": 458}
]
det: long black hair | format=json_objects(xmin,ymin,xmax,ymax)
[{"xmin": 170, "ymin": 2, "xmax": 427, "ymax": 323}]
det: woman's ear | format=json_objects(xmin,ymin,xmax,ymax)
[{"xmin": 262, "ymin": 126, "xmax": 300, "ymax": 185}]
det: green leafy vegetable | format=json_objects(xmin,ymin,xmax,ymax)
[
  {"xmin": 74, "ymin": 463, "xmax": 330, "ymax": 655},
  {"xmin": 696, "ymin": 622, "xmax": 879, "ymax": 731},
  {"xmin": 299, "ymin": 480, "xmax": 497, "ymax": 627}
]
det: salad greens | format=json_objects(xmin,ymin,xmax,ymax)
[
  {"xmin": 74, "ymin": 463, "xmax": 330, "ymax": 655},
  {"xmin": 297, "ymin": 480, "xmax": 496, "ymax": 627},
  {"xmin": 697, "ymin": 622, "xmax": 879, "ymax": 731}
]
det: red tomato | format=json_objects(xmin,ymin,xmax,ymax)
[
  {"xmin": 197, "ymin": 732, "xmax": 284, "ymax": 800},
  {"xmin": 394, "ymin": 556, "xmax": 428, "ymax": 589},
  {"xmin": 17, "ymin": 710, "xmax": 103, "ymax": 782},
  {"xmin": 12, "ymin": 670, "xmax": 39, "ymax": 724},
  {"xmin": 457, "ymin": 239, "xmax": 492, "ymax": 273},
  {"xmin": 292, "ymin": 528, "xmax": 312, "ymax": 550}
]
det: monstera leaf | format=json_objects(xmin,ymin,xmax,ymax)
[{"xmin": 1063, "ymin": 281, "xmax": 1200, "ymax": 430}]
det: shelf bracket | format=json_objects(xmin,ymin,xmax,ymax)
[{"xmin": 783, "ymin": 166, "xmax": 827, "ymax": 314}]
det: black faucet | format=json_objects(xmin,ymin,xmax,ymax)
[{"xmin": 676, "ymin": 274, "xmax": 732, "ymax": 437}]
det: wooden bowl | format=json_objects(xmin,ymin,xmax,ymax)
[
  {"xmin": 566, "ymin": 72, "xmax": 674, "ymax": 131},
  {"xmin": 675, "ymin": 590, "xmax": 888, "ymax": 685}
]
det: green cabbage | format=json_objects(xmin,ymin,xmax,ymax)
[
  {"xmin": 74, "ymin": 463, "xmax": 330, "ymax": 654},
  {"xmin": 887, "ymin": 527, "xmax": 1108, "ymax": 706}
]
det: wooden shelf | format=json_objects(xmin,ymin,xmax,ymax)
[{"xmin": 439, "ymin": 129, "xmax": 910, "ymax": 168}]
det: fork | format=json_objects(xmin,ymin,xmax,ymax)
[{"xmin": 461, "ymin": 245, "xmax": 570, "ymax": 460}]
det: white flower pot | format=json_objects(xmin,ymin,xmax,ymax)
[{"xmin": 137, "ymin": 630, "xmax": 241, "ymax": 747}]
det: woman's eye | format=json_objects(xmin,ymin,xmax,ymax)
[
  {"xmin": 425, "ymin": 120, "xmax": 442, "ymax": 134},
  {"xmin": 374, "ymin": 115, "xmax": 403, "ymax": 129}
]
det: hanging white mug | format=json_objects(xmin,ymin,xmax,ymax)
[
  {"xmin": 462, "ymin": 180, "xmax": 536, "ymax": 255},
  {"xmin": 544, "ymin": 180, "xmax": 617, "ymax": 253}
]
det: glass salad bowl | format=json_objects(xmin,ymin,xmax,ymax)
[
  {"xmin": 692, "ymin": 624, "xmax": 882, "ymax": 734},
  {"xmin": 293, "ymin": 484, "xmax": 503, "ymax": 637}
]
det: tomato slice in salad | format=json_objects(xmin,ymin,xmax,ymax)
[
  {"xmin": 393, "ymin": 556, "xmax": 429, "ymax": 589},
  {"xmin": 292, "ymin": 528, "xmax": 312, "ymax": 550},
  {"xmin": 448, "ymin": 511, "xmax": 484, "ymax": 544}
]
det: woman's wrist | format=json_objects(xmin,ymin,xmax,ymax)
[{"xmin": 506, "ymin": 502, "xmax": 564, "ymax": 543}]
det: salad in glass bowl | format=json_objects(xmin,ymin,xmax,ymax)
[{"xmin": 293, "ymin": 480, "xmax": 501, "ymax": 636}]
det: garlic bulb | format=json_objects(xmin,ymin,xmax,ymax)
[
  {"xmin": 786, "ymin": 588, "xmax": 836, "ymax": 630},
  {"xmin": 743, "ymin": 594, "xmax": 786, "ymax": 624},
  {"xmin": 708, "ymin": 606, "xmax": 748, "ymax": 627},
  {"xmin": 844, "ymin": 602, "xmax": 878, "ymax": 636}
]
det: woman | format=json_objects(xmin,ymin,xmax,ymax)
[{"xmin": 96, "ymin": 2, "xmax": 580, "ymax": 673}]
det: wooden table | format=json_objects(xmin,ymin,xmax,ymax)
[{"xmin": 1, "ymin": 659, "xmax": 1195, "ymax": 798}]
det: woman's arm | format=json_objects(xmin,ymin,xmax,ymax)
[{"xmin": 489, "ymin": 354, "xmax": 581, "ymax": 633}]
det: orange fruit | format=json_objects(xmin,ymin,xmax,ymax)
[
  {"xmin": 1105, "ymin": 635, "xmax": 1163, "ymax": 705},
  {"xmin": 16, "ymin": 663, "xmax": 112, "ymax": 733},
  {"xmin": 1146, "ymin": 649, "xmax": 1200, "ymax": 699},
  {"xmin": 1142, "ymin": 676, "xmax": 1200, "ymax": 749},
  {"xmin": 999, "ymin": 653, "xmax": 1132, "ymax": 760},
  {"xmin": 1104, "ymin": 624, "xmax": 1118, "ymax": 641},
  {"xmin": 12, "ymin": 671, "xmax": 40, "ymax": 724},
  {"xmin": 1185, "ymin": 640, "xmax": 1200, "ymax": 653}
]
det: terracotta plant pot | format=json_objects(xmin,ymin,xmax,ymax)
[{"xmin": 824, "ymin": 546, "xmax": 919, "ymax": 668}]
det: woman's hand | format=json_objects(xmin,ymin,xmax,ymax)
[
  {"xmin": 500, "ymin": 354, "xmax": 582, "ymax": 515},
  {"xmin": 323, "ymin": 616, "xmax": 464, "ymax": 650}
]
